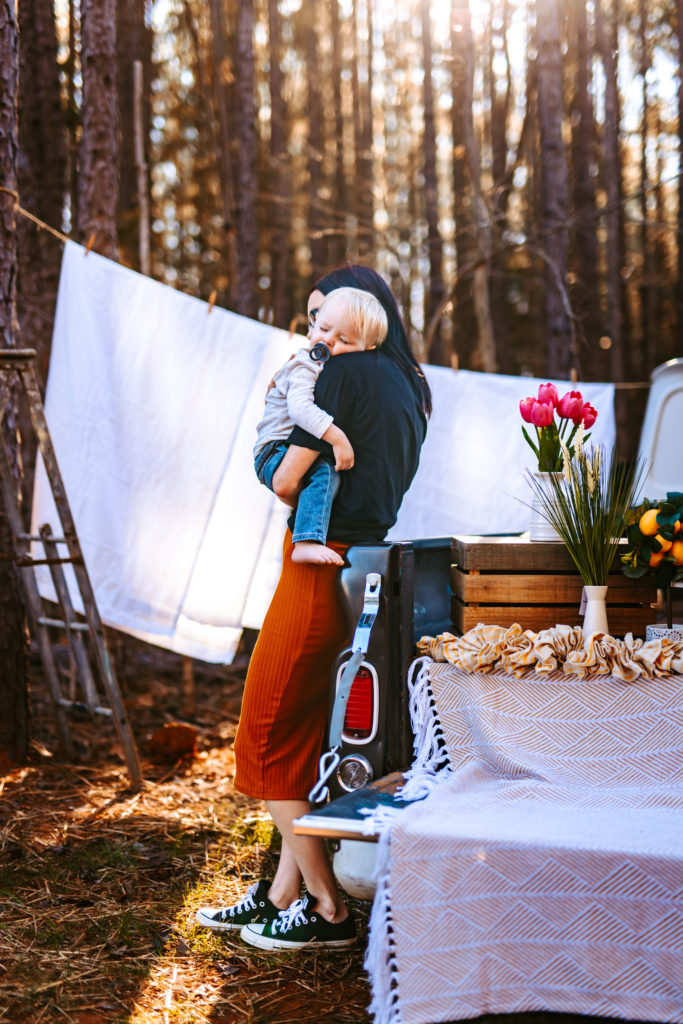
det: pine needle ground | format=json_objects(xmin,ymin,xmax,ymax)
[
  {"xmin": 0, "ymin": 641, "xmax": 370, "ymax": 1024},
  {"xmin": 4, "ymin": 636, "xmax": 664, "ymax": 1024}
]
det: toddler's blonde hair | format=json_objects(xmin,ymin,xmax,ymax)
[{"xmin": 319, "ymin": 287, "xmax": 388, "ymax": 349}]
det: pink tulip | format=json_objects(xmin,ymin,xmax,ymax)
[
  {"xmin": 581, "ymin": 402, "xmax": 598, "ymax": 428},
  {"xmin": 519, "ymin": 397, "xmax": 536, "ymax": 423},
  {"xmin": 537, "ymin": 383, "xmax": 559, "ymax": 407},
  {"xmin": 530, "ymin": 400, "xmax": 554, "ymax": 428},
  {"xmin": 557, "ymin": 390, "xmax": 584, "ymax": 420}
]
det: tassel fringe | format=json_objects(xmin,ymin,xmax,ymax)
[
  {"xmin": 364, "ymin": 830, "xmax": 403, "ymax": 1024},
  {"xmin": 359, "ymin": 656, "xmax": 452, "ymax": 834},
  {"xmin": 365, "ymin": 656, "xmax": 452, "ymax": 1022},
  {"xmin": 398, "ymin": 656, "xmax": 452, "ymax": 801}
]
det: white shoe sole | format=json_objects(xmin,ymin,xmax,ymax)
[
  {"xmin": 195, "ymin": 909, "xmax": 269, "ymax": 933},
  {"xmin": 195, "ymin": 908, "xmax": 243, "ymax": 931},
  {"xmin": 240, "ymin": 924, "xmax": 355, "ymax": 951}
]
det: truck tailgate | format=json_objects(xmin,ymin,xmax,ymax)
[{"xmin": 293, "ymin": 772, "xmax": 408, "ymax": 842}]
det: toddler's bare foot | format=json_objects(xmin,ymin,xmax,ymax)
[{"xmin": 292, "ymin": 542, "xmax": 344, "ymax": 566}]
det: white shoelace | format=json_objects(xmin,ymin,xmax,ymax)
[
  {"xmin": 272, "ymin": 897, "xmax": 309, "ymax": 934},
  {"xmin": 220, "ymin": 883, "xmax": 257, "ymax": 921}
]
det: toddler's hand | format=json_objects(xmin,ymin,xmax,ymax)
[{"xmin": 333, "ymin": 437, "xmax": 355, "ymax": 471}]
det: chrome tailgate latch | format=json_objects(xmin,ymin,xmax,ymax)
[
  {"xmin": 350, "ymin": 572, "xmax": 381, "ymax": 653},
  {"xmin": 308, "ymin": 572, "xmax": 382, "ymax": 806}
]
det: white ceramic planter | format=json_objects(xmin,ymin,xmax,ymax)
[{"xmin": 582, "ymin": 584, "xmax": 609, "ymax": 637}]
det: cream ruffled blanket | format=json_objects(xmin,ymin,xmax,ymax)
[
  {"xmin": 418, "ymin": 622, "xmax": 683, "ymax": 681},
  {"xmin": 365, "ymin": 630, "xmax": 683, "ymax": 1024}
]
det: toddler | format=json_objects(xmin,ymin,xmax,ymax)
[{"xmin": 253, "ymin": 287, "xmax": 387, "ymax": 564}]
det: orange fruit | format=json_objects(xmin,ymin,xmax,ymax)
[
  {"xmin": 654, "ymin": 534, "xmax": 673, "ymax": 553},
  {"xmin": 674, "ymin": 520, "xmax": 681, "ymax": 534},
  {"xmin": 671, "ymin": 539, "xmax": 683, "ymax": 565},
  {"xmin": 649, "ymin": 550, "xmax": 664, "ymax": 568},
  {"xmin": 639, "ymin": 508, "xmax": 660, "ymax": 535}
]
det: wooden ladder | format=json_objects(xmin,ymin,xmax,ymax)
[{"xmin": 0, "ymin": 349, "xmax": 142, "ymax": 788}]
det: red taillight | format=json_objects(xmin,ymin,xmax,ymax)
[{"xmin": 343, "ymin": 666, "xmax": 374, "ymax": 739}]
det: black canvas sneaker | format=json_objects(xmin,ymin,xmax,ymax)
[
  {"xmin": 240, "ymin": 891, "xmax": 356, "ymax": 950},
  {"xmin": 195, "ymin": 879, "xmax": 281, "ymax": 932}
]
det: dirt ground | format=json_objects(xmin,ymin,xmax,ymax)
[
  {"xmin": 0, "ymin": 638, "xmax": 372, "ymax": 1024},
  {"xmin": 4, "ymin": 617, "xmax": 677, "ymax": 1024}
]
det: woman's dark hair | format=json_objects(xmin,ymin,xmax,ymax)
[{"xmin": 314, "ymin": 265, "xmax": 432, "ymax": 417}]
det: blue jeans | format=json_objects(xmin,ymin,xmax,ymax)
[{"xmin": 254, "ymin": 440, "xmax": 339, "ymax": 545}]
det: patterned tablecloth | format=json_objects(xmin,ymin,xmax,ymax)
[{"xmin": 366, "ymin": 633, "xmax": 683, "ymax": 1024}]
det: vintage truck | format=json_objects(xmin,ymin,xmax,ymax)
[{"xmin": 293, "ymin": 357, "xmax": 683, "ymax": 898}]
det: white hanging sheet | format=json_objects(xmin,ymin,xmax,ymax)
[
  {"xmin": 32, "ymin": 241, "xmax": 289, "ymax": 663},
  {"xmin": 390, "ymin": 365, "xmax": 616, "ymax": 540}
]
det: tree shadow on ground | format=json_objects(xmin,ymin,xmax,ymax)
[{"xmin": 0, "ymin": 641, "xmax": 374, "ymax": 1024}]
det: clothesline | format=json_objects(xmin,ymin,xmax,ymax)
[{"xmin": 0, "ymin": 191, "xmax": 654, "ymax": 390}]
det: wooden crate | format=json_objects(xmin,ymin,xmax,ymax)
[{"xmin": 451, "ymin": 536, "xmax": 657, "ymax": 637}]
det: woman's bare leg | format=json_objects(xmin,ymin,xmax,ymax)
[
  {"xmin": 266, "ymin": 799, "xmax": 348, "ymax": 923},
  {"xmin": 267, "ymin": 836, "xmax": 303, "ymax": 909}
]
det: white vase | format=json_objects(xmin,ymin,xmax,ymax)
[
  {"xmin": 582, "ymin": 584, "xmax": 609, "ymax": 637},
  {"xmin": 529, "ymin": 471, "xmax": 563, "ymax": 542}
]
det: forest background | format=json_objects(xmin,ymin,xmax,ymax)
[{"xmin": 1, "ymin": 0, "xmax": 683, "ymax": 761}]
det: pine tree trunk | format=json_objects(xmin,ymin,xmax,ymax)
[
  {"xmin": 569, "ymin": 0, "xmax": 600, "ymax": 370},
  {"xmin": 449, "ymin": 0, "xmax": 496, "ymax": 372},
  {"xmin": 350, "ymin": 0, "xmax": 373, "ymax": 257},
  {"xmin": 267, "ymin": 0, "xmax": 289, "ymax": 325},
  {"xmin": 0, "ymin": 0, "xmax": 29, "ymax": 768},
  {"xmin": 209, "ymin": 0, "xmax": 238, "ymax": 309},
  {"xmin": 17, "ymin": 0, "xmax": 64, "ymax": 372},
  {"xmin": 420, "ymin": 0, "xmax": 445, "ymax": 359},
  {"xmin": 117, "ymin": 0, "xmax": 151, "ymax": 270},
  {"xmin": 66, "ymin": 0, "xmax": 80, "ymax": 236},
  {"xmin": 304, "ymin": 2, "xmax": 325, "ymax": 276},
  {"xmin": 535, "ymin": 0, "xmax": 572, "ymax": 377},
  {"xmin": 486, "ymin": 0, "xmax": 511, "ymax": 369},
  {"xmin": 330, "ymin": 0, "xmax": 346, "ymax": 266},
  {"xmin": 78, "ymin": 0, "xmax": 119, "ymax": 258},
  {"xmin": 17, "ymin": 0, "xmax": 66, "ymax": 514},
  {"xmin": 450, "ymin": 0, "xmax": 476, "ymax": 368},
  {"xmin": 596, "ymin": 0, "xmax": 625, "ymax": 383},
  {"xmin": 359, "ymin": 0, "xmax": 373, "ymax": 258},
  {"xmin": 654, "ymin": 112, "xmax": 667, "ymax": 361},
  {"xmin": 638, "ymin": 0, "xmax": 657, "ymax": 372},
  {"xmin": 235, "ymin": 0, "xmax": 258, "ymax": 318}
]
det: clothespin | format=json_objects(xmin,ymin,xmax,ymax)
[
  {"xmin": 85, "ymin": 234, "xmax": 96, "ymax": 255},
  {"xmin": 450, "ymin": 352, "xmax": 459, "ymax": 373},
  {"xmin": 288, "ymin": 313, "xmax": 308, "ymax": 339},
  {"xmin": 570, "ymin": 367, "xmax": 578, "ymax": 385},
  {"xmin": 207, "ymin": 290, "xmax": 217, "ymax": 314}
]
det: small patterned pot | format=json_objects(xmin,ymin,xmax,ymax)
[{"xmin": 645, "ymin": 623, "xmax": 683, "ymax": 642}]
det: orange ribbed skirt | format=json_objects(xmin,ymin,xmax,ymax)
[{"xmin": 233, "ymin": 531, "xmax": 350, "ymax": 800}]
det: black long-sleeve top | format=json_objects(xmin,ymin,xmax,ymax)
[{"xmin": 288, "ymin": 348, "xmax": 427, "ymax": 544}]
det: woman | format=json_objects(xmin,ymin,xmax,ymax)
[{"xmin": 196, "ymin": 267, "xmax": 431, "ymax": 950}]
